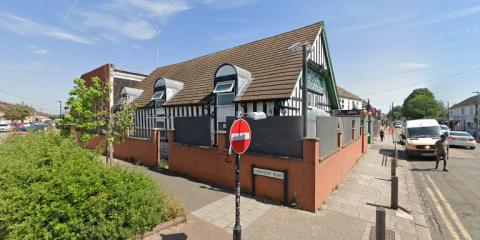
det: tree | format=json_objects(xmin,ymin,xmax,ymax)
[
  {"xmin": 4, "ymin": 104, "xmax": 35, "ymax": 122},
  {"xmin": 402, "ymin": 88, "xmax": 446, "ymax": 120},
  {"xmin": 61, "ymin": 77, "xmax": 110, "ymax": 142},
  {"xmin": 104, "ymin": 102, "xmax": 135, "ymax": 167},
  {"xmin": 61, "ymin": 76, "xmax": 135, "ymax": 167},
  {"xmin": 388, "ymin": 105, "xmax": 403, "ymax": 120}
]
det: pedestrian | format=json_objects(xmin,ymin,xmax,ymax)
[
  {"xmin": 380, "ymin": 128, "xmax": 385, "ymax": 142},
  {"xmin": 434, "ymin": 134, "xmax": 449, "ymax": 172}
]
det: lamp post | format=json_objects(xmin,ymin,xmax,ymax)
[
  {"xmin": 288, "ymin": 42, "xmax": 312, "ymax": 137},
  {"xmin": 367, "ymin": 99, "xmax": 372, "ymax": 144},
  {"xmin": 473, "ymin": 91, "xmax": 480, "ymax": 142},
  {"xmin": 56, "ymin": 100, "xmax": 62, "ymax": 119}
]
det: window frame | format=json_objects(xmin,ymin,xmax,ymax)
[
  {"xmin": 151, "ymin": 90, "xmax": 165, "ymax": 101},
  {"xmin": 216, "ymin": 92, "xmax": 235, "ymax": 106},
  {"xmin": 213, "ymin": 81, "xmax": 235, "ymax": 94}
]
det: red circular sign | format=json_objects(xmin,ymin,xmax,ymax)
[{"xmin": 229, "ymin": 119, "xmax": 252, "ymax": 154}]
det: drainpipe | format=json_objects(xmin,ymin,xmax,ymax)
[{"xmin": 302, "ymin": 44, "xmax": 308, "ymax": 138}]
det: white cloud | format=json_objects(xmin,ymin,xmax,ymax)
[
  {"xmin": 335, "ymin": 4, "xmax": 480, "ymax": 35},
  {"xmin": 81, "ymin": 12, "xmax": 157, "ymax": 40},
  {"xmin": 0, "ymin": 13, "xmax": 93, "ymax": 44},
  {"xmin": 28, "ymin": 45, "xmax": 49, "ymax": 54},
  {"xmin": 411, "ymin": 4, "xmax": 480, "ymax": 27},
  {"xmin": 399, "ymin": 62, "xmax": 430, "ymax": 70},
  {"xmin": 111, "ymin": 0, "xmax": 190, "ymax": 17}
]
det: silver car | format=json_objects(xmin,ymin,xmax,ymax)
[{"xmin": 447, "ymin": 131, "xmax": 476, "ymax": 149}]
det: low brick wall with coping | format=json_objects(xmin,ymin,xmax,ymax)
[
  {"xmin": 86, "ymin": 128, "xmax": 160, "ymax": 167},
  {"xmin": 168, "ymin": 127, "xmax": 369, "ymax": 212}
]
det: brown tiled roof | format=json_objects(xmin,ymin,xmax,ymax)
[
  {"xmin": 134, "ymin": 21, "xmax": 324, "ymax": 106},
  {"xmin": 450, "ymin": 95, "xmax": 478, "ymax": 109},
  {"xmin": 336, "ymin": 86, "xmax": 362, "ymax": 101}
]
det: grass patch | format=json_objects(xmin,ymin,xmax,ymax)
[{"xmin": 0, "ymin": 132, "xmax": 184, "ymax": 239}]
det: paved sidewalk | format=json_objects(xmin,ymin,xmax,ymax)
[
  {"xmin": 110, "ymin": 134, "xmax": 432, "ymax": 239},
  {"xmin": 241, "ymin": 135, "xmax": 432, "ymax": 240}
]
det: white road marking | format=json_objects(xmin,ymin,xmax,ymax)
[
  {"xmin": 426, "ymin": 175, "xmax": 472, "ymax": 240},
  {"xmin": 420, "ymin": 175, "xmax": 461, "ymax": 240}
]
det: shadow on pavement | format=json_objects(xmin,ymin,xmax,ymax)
[
  {"xmin": 366, "ymin": 202, "xmax": 391, "ymax": 209},
  {"xmin": 410, "ymin": 168, "xmax": 436, "ymax": 172},
  {"xmin": 160, "ymin": 233, "xmax": 187, "ymax": 240}
]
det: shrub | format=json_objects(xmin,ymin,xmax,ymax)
[{"xmin": 0, "ymin": 132, "xmax": 184, "ymax": 239}]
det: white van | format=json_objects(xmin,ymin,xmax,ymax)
[{"xmin": 401, "ymin": 119, "xmax": 442, "ymax": 157}]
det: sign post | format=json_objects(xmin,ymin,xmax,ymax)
[{"xmin": 230, "ymin": 112, "xmax": 252, "ymax": 240}]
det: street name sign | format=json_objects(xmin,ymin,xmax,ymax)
[
  {"xmin": 253, "ymin": 167, "xmax": 285, "ymax": 180},
  {"xmin": 229, "ymin": 119, "xmax": 251, "ymax": 154}
]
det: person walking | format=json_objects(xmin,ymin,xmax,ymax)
[
  {"xmin": 435, "ymin": 134, "xmax": 449, "ymax": 172},
  {"xmin": 380, "ymin": 128, "xmax": 385, "ymax": 142}
]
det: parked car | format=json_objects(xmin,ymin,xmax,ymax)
[
  {"xmin": 440, "ymin": 124, "xmax": 450, "ymax": 135},
  {"xmin": 394, "ymin": 122, "xmax": 403, "ymax": 128},
  {"xmin": 15, "ymin": 127, "xmax": 29, "ymax": 135},
  {"xmin": 447, "ymin": 131, "xmax": 476, "ymax": 149},
  {"xmin": 23, "ymin": 122, "xmax": 32, "ymax": 128},
  {"xmin": 401, "ymin": 119, "xmax": 441, "ymax": 157},
  {"xmin": 0, "ymin": 123, "xmax": 11, "ymax": 132}
]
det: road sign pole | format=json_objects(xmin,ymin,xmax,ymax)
[
  {"xmin": 233, "ymin": 111, "xmax": 242, "ymax": 240},
  {"xmin": 233, "ymin": 153, "xmax": 241, "ymax": 240}
]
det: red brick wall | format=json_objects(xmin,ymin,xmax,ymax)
[
  {"xmin": 168, "ymin": 129, "xmax": 367, "ymax": 212},
  {"xmin": 87, "ymin": 129, "xmax": 160, "ymax": 167},
  {"xmin": 81, "ymin": 64, "xmax": 111, "ymax": 87}
]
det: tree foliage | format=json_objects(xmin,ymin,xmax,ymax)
[
  {"xmin": 4, "ymin": 104, "xmax": 35, "ymax": 121},
  {"xmin": 402, "ymin": 88, "xmax": 446, "ymax": 120},
  {"xmin": 388, "ymin": 105, "xmax": 403, "ymax": 120},
  {"xmin": 60, "ymin": 77, "xmax": 109, "ymax": 142},
  {"xmin": 104, "ymin": 102, "xmax": 136, "ymax": 166},
  {"xmin": 0, "ymin": 132, "xmax": 184, "ymax": 239}
]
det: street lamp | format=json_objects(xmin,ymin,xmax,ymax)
[
  {"xmin": 473, "ymin": 91, "xmax": 480, "ymax": 142},
  {"xmin": 288, "ymin": 42, "xmax": 312, "ymax": 137},
  {"xmin": 56, "ymin": 100, "xmax": 62, "ymax": 119},
  {"xmin": 231, "ymin": 110, "xmax": 266, "ymax": 240}
]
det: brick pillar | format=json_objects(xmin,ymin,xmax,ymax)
[
  {"xmin": 217, "ymin": 133, "xmax": 227, "ymax": 154},
  {"xmin": 167, "ymin": 130, "xmax": 175, "ymax": 144},
  {"xmin": 303, "ymin": 137, "xmax": 320, "ymax": 212},
  {"xmin": 151, "ymin": 128, "xmax": 160, "ymax": 165}
]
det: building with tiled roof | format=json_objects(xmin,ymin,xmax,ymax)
[
  {"xmin": 337, "ymin": 86, "xmax": 363, "ymax": 110},
  {"xmin": 449, "ymin": 95, "xmax": 479, "ymax": 133}
]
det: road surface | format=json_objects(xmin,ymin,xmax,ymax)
[{"xmin": 398, "ymin": 133, "xmax": 479, "ymax": 240}]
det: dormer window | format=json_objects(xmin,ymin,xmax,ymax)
[
  {"xmin": 117, "ymin": 87, "xmax": 143, "ymax": 107},
  {"xmin": 213, "ymin": 81, "xmax": 234, "ymax": 94}
]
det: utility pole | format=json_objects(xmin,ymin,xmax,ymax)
[
  {"xmin": 302, "ymin": 43, "xmax": 308, "ymax": 138},
  {"xmin": 367, "ymin": 99, "xmax": 372, "ymax": 144},
  {"xmin": 56, "ymin": 100, "xmax": 62, "ymax": 119},
  {"xmin": 473, "ymin": 92, "xmax": 480, "ymax": 142}
]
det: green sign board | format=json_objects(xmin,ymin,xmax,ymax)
[{"xmin": 306, "ymin": 68, "xmax": 325, "ymax": 94}]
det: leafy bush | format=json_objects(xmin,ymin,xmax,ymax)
[{"xmin": 0, "ymin": 132, "xmax": 184, "ymax": 239}]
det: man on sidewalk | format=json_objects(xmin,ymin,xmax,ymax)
[{"xmin": 434, "ymin": 134, "xmax": 449, "ymax": 172}]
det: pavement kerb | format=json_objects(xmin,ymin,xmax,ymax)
[{"xmin": 137, "ymin": 216, "xmax": 187, "ymax": 239}]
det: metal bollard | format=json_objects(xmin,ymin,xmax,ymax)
[
  {"xmin": 390, "ymin": 157, "xmax": 396, "ymax": 176},
  {"xmin": 391, "ymin": 175, "xmax": 398, "ymax": 210},
  {"xmin": 376, "ymin": 207, "xmax": 386, "ymax": 240}
]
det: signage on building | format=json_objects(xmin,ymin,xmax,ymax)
[
  {"xmin": 253, "ymin": 167, "xmax": 285, "ymax": 180},
  {"xmin": 306, "ymin": 68, "xmax": 325, "ymax": 94},
  {"xmin": 229, "ymin": 119, "xmax": 251, "ymax": 154},
  {"xmin": 338, "ymin": 109, "xmax": 362, "ymax": 116}
]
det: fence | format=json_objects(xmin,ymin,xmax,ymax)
[
  {"xmin": 174, "ymin": 116, "xmax": 212, "ymax": 147},
  {"xmin": 317, "ymin": 116, "xmax": 340, "ymax": 159},
  {"xmin": 226, "ymin": 116, "xmax": 304, "ymax": 159}
]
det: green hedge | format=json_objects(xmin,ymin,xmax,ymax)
[{"xmin": 0, "ymin": 132, "xmax": 184, "ymax": 239}]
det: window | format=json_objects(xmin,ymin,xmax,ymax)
[
  {"xmin": 151, "ymin": 91, "xmax": 164, "ymax": 100},
  {"xmin": 155, "ymin": 120, "xmax": 165, "ymax": 129},
  {"xmin": 213, "ymin": 82, "xmax": 234, "ymax": 93},
  {"xmin": 217, "ymin": 93, "xmax": 235, "ymax": 105}
]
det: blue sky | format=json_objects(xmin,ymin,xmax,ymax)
[{"xmin": 0, "ymin": 0, "xmax": 479, "ymax": 114}]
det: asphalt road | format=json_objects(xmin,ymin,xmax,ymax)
[{"xmin": 399, "ymin": 134, "xmax": 479, "ymax": 240}]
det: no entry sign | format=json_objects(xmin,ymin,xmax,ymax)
[{"xmin": 229, "ymin": 119, "xmax": 252, "ymax": 154}]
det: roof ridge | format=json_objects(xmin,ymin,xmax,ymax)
[{"xmin": 151, "ymin": 21, "xmax": 324, "ymax": 71}]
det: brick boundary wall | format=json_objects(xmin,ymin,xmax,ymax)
[
  {"xmin": 86, "ymin": 129, "xmax": 160, "ymax": 167},
  {"xmin": 168, "ymin": 127, "xmax": 369, "ymax": 212}
]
